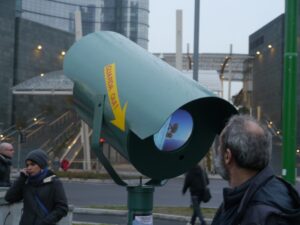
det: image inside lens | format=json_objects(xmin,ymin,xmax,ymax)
[{"xmin": 153, "ymin": 109, "xmax": 193, "ymax": 151}]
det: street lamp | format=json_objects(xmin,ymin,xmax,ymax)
[
  {"xmin": 219, "ymin": 56, "xmax": 231, "ymax": 98},
  {"xmin": 37, "ymin": 45, "xmax": 42, "ymax": 50}
]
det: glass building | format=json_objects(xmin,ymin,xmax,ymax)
[{"xmin": 16, "ymin": 0, "xmax": 149, "ymax": 49}]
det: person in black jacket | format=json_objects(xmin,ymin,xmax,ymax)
[
  {"xmin": 5, "ymin": 149, "xmax": 68, "ymax": 225},
  {"xmin": 0, "ymin": 142, "xmax": 15, "ymax": 187},
  {"xmin": 212, "ymin": 115, "xmax": 300, "ymax": 225},
  {"xmin": 182, "ymin": 164, "xmax": 209, "ymax": 225}
]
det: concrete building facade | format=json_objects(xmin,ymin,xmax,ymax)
[
  {"xmin": 16, "ymin": 0, "xmax": 149, "ymax": 49},
  {"xmin": 0, "ymin": 0, "xmax": 16, "ymax": 129},
  {"xmin": 0, "ymin": 0, "xmax": 150, "ymax": 131},
  {"xmin": 0, "ymin": 0, "xmax": 75, "ymax": 131},
  {"xmin": 12, "ymin": 18, "xmax": 75, "ymax": 127},
  {"xmin": 249, "ymin": 14, "xmax": 300, "ymax": 174},
  {"xmin": 0, "ymin": 0, "xmax": 74, "ymax": 131}
]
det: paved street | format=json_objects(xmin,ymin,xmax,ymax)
[
  {"xmin": 63, "ymin": 176, "xmax": 300, "ymax": 225},
  {"xmin": 64, "ymin": 177, "xmax": 226, "ymax": 225},
  {"xmin": 63, "ymin": 177, "xmax": 229, "ymax": 208}
]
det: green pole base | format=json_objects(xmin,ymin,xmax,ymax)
[{"xmin": 127, "ymin": 185, "xmax": 155, "ymax": 225}]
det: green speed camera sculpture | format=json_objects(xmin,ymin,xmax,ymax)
[{"xmin": 63, "ymin": 31, "xmax": 237, "ymax": 181}]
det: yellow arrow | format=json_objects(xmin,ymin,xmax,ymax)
[{"xmin": 103, "ymin": 63, "xmax": 128, "ymax": 131}]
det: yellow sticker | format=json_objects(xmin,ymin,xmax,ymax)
[{"xmin": 104, "ymin": 63, "xmax": 128, "ymax": 131}]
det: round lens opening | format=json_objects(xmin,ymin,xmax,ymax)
[{"xmin": 153, "ymin": 109, "xmax": 193, "ymax": 152}]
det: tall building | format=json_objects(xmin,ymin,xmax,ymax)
[
  {"xmin": 249, "ymin": 13, "xmax": 300, "ymax": 175},
  {"xmin": 0, "ymin": 0, "xmax": 75, "ymax": 130},
  {"xmin": 0, "ymin": 0, "xmax": 150, "ymax": 131},
  {"xmin": 16, "ymin": 0, "xmax": 149, "ymax": 49},
  {"xmin": 0, "ymin": 0, "xmax": 16, "ymax": 130}
]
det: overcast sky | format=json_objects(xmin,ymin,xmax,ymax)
[{"xmin": 148, "ymin": 0, "xmax": 284, "ymax": 54}]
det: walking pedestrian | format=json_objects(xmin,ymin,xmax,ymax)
[
  {"xmin": 182, "ymin": 164, "xmax": 209, "ymax": 225},
  {"xmin": 0, "ymin": 142, "xmax": 15, "ymax": 187},
  {"xmin": 212, "ymin": 115, "xmax": 300, "ymax": 225},
  {"xmin": 5, "ymin": 149, "xmax": 68, "ymax": 225}
]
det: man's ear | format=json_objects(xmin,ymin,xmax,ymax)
[{"xmin": 224, "ymin": 148, "xmax": 232, "ymax": 165}]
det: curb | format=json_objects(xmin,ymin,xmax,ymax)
[
  {"xmin": 73, "ymin": 207, "xmax": 213, "ymax": 223},
  {"xmin": 74, "ymin": 207, "xmax": 127, "ymax": 216},
  {"xmin": 73, "ymin": 222, "xmax": 118, "ymax": 225}
]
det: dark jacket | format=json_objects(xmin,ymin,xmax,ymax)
[
  {"xmin": 182, "ymin": 165, "xmax": 209, "ymax": 198},
  {"xmin": 211, "ymin": 166, "xmax": 300, "ymax": 225},
  {"xmin": 0, "ymin": 154, "xmax": 12, "ymax": 187},
  {"xmin": 5, "ymin": 170, "xmax": 68, "ymax": 225}
]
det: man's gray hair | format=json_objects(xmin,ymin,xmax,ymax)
[
  {"xmin": 0, "ymin": 142, "xmax": 13, "ymax": 152},
  {"xmin": 220, "ymin": 115, "xmax": 272, "ymax": 171}
]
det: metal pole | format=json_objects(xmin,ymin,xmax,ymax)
[
  {"xmin": 227, "ymin": 44, "xmax": 233, "ymax": 102},
  {"xmin": 80, "ymin": 121, "xmax": 91, "ymax": 170},
  {"xmin": 221, "ymin": 77, "xmax": 224, "ymax": 98},
  {"xmin": 193, "ymin": 0, "xmax": 200, "ymax": 81},
  {"xmin": 282, "ymin": 0, "xmax": 298, "ymax": 184},
  {"xmin": 17, "ymin": 131, "xmax": 21, "ymax": 171},
  {"xmin": 75, "ymin": 9, "xmax": 92, "ymax": 171},
  {"xmin": 257, "ymin": 106, "xmax": 261, "ymax": 121}
]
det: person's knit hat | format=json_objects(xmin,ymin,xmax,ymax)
[{"xmin": 25, "ymin": 149, "xmax": 48, "ymax": 169}]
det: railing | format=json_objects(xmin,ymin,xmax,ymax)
[
  {"xmin": 0, "ymin": 110, "xmax": 81, "ymax": 169},
  {"xmin": 0, "ymin": 111, "xmax": 48, "ymax": 146},
  {"xmin": 1, "ymin": 110, "xmax": 130, "ymax": 171}
]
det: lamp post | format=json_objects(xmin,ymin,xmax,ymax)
[
  {"xmin": 193, "ymin": 0, "xmax": 200, "ymax": 81},
  {"xmin": 219, "ymin": 56, "xmax": 231, "ymax": 98},
  {"xmin": 227, "ymin": 44, "xmax": 233, "ymax": 102}
]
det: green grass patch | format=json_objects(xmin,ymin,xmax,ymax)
[
  {"xmin": 56, "ymin": 171, "xmax": 111, "ymax": 180},
  {"xmin": 154, "ymin": 206, "xmax": 216, "ymax": 218},
  {"xmin": 55, "ymin": 171, "xmax": 140, "ymax": 180}
]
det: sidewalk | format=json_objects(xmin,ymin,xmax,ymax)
[{"xmin": 73, "ymin": 207, "xmax": 213, "ymax": 225}]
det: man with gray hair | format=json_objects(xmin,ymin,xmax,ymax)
[
  {"xmin": 0, "ymin": 142, "xmax": 15, "ymax": 186},
  {"xmin": 212, "ymin": 115, "xmax": 300, "ymax": 225}
]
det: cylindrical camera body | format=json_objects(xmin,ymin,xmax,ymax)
[{"xmin": 64, "ymin": 31, "xmax": 237, "ymax": 180}]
